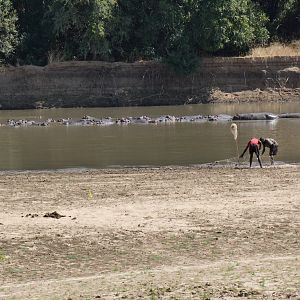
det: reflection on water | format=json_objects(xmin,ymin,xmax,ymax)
[{"xmin": 0, "ymin": 103, "xmax": 299, "ymax": 170}]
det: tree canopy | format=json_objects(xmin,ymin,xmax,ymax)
[
  {"xmin": 1, "ymin": 0, "xmax": 299, "ymax": 72},
  {"xmin": 47, "ymin": 0, "xmax": 115, "ymax": 61},
  {"xmin": 251, "ymin": 0, "xmax": 300, "ymax": 42},
  {"xmin": 0, "ymin": 0, "xmax": 19, "ymax": 62},
  {"xmin": 190, "ymin": 0, "xmax": 269, "ymax": 55}
]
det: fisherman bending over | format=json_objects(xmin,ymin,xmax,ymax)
[
  {"xmin": 260, "ymin": 137, "xmax": 279, "ymax": 165},
  {"xmin": 240, "ymin": 137, "xmax": 263, "ymax": 168}
]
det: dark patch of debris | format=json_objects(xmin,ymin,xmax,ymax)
[{"xmin": 43, "ymin": 211, "xmax": 66, "ymax": 219}]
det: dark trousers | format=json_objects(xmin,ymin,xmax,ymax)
[
  {"xmin": 270, "ymin": 144, "xmax": 278, "ymax": 156},
  {"xmin": 249, "ymin": 144, "xmax": 262, "ymax": 168}
]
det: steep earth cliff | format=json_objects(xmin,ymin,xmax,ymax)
[{"xmin": 0, "ymin": 57, "xmax": 300, "ymax": 109}]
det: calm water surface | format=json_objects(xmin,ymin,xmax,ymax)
[{"xmin": 0, "ymin": 103, "xmax": 299, "ymax": 170}]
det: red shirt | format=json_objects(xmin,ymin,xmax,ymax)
[{"xmin": 248, "ymin": 138, "xmax": 260, "ymax": 146}]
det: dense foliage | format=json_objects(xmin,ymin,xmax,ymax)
[
  {"xmin": 253, "ymin": 0, "xmax": 298, "ymax": 39},
  {"xmin": 48, "ymin": 0, "xmax": 115, "ymax": 61},
  {"xmin": 13, "ymin": 0, "xmax": 52, "ymax": 65},
  {"xmin": 0, "ymin": 0, "xmax": 19, "ymax": 62},
  {"xmin": 190, "ymin": 0, "xmax": 269, "ymax": 55},
  {"xmin": 0, "ymin": 0, "xmax": 299, "ymax": 72}
]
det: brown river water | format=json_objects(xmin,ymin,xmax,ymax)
[{"xmin": 0, "ymin": 102, "xmax": 299, "ymax": 170}]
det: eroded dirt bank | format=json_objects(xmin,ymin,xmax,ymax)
[
  {"xmin": 0, "ymin": 57, "xmax": 300, "ymax": 109},
  {"xmin": 0, "ymin": 165, "xmax": 299, "ymax": 299}
]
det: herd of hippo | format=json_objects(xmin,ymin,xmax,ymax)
[{"xmin": 3, "ymin": 112, "xmax": 300, "ymax": 127}]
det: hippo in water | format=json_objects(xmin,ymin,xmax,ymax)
[
  {"xmin": 208, "ymin": 114, "xmax": 233, "ymax": 122},
  {"xmin": 278, "ymin": 113, "xmax": 300, "ymax": 118},
  {"xmin": 233, "ymin": 112, "xmax": 278, "ymax": 121}
]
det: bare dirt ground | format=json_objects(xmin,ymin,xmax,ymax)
[
  {"xmin": 209, "ymin": 88, "xmax": 300, "ymax": 103},
  {"xmin": 0, "ymin": 165, "xmax": 300, "ymax": 299}
]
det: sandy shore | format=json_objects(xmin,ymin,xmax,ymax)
[{"xmin": 0, "ymin": 165, "xmax": 300, "ymax": 299}]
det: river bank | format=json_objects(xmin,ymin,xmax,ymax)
[
  {"xmin": 0, "ymin": 165, "xmax": 299, "ymax": 299},
  {"xmin": 1, "ymin": 57, "xmax": 300, "ymax": 109}
]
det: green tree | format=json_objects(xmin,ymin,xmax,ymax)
[
  {"xmin": 0, "ymin": 0, "xmax": 19, "ymax": 63},
  {"xmin": 3, "ymin": 0, "xmax": 276, "ymax": 72},
  {"xmin": 13, "ymin": 0, "xmax": 52, "ymax": 65},
  {"xmin": 108, "ymin": 0, "xmax": 195, "ymax": 71},
  {"xmin": 252, "ymin": 0, "xmax": 297, "ymax": 40},
  {"xmin": 48, "ymin": 0, "xmax": 116, "ymax": 61},
  {"xmin": 109, "ymin": 0, "xmax": 192, "ymax": 60},
  {"xmin": 275, "ymin": 0, "xmax": 300, "ymax": 40},
  {"xmin": 190, "ymin": 0, "xmax": 269, "ymax": 55},
  {"xmin": 164, "ymin": 36, "xmax": 199, "ymax": 74}
]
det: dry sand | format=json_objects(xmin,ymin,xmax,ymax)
[{"xmin": 0, "ymin": 165, "xmax": 300, "ymax": 299}]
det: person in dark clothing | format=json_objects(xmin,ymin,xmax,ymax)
[
  {"xmin": 240, "ymin": 138, "xmax": 263, "ymax": 168},
  {"xmin": 260, "ymin": 137, "xmax": 279, "ymax": 165}
]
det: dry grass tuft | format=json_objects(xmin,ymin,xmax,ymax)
[
  {"xmin": 47, "ymin": 51, "xmax": 66, "ymax": 64},
  {"xmin": 249, "ymin": 41, "xmax": 300, "ymax": 57}
]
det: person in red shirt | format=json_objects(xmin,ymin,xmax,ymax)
[{"xmin": 240, "ymin": 138, "xmax": 263, "ymax": 168}]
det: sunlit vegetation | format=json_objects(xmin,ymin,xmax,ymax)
[{"xmin": 1, "ymin": 0, "xmax": 300, "ymax": 72}]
